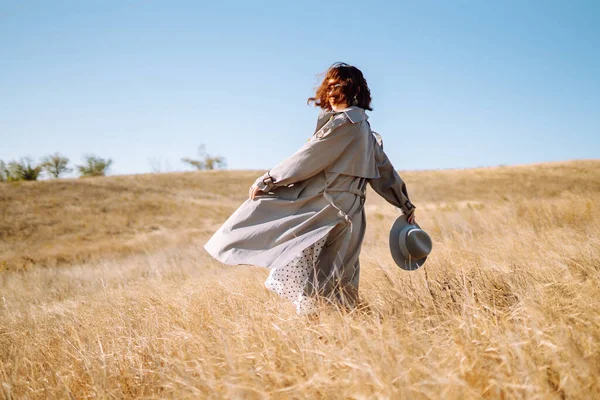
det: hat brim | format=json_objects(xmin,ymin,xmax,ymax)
[{"xmin": 389, "ymin": 214, "xmax": 428, "ymax": 271}]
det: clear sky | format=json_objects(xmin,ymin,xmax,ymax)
[{"xmin": 1, "ymin": 0, "xmax": 599, "ymax": 176}]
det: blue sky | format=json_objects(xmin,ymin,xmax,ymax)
[{"xmin": 1, "ymin": 0, "xmax": 598, "ymax": 176}]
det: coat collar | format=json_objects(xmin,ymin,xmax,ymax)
[
  {"xmin": 337, "ymin": 106, "xmax": 369, "ymax": 123},
  {"xmin": 318, "ymin": 106, "xmax": 369, "ymax": 123},
  {"xmin": 314, "ymin": 106, "xmax": 369, "ymax": 134}
]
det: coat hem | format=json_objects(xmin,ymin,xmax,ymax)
[{"xmin": 203, "ymin": 224, "xmax": 338, "ymax": 270}]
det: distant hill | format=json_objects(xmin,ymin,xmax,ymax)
[{"xmin": 1, "ymin": 160, "xmax": 599, "ymax": 271}]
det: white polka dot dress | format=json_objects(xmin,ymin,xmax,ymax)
[{"xmin": 265, "ymin": 236, "xmax": 327, "ymax": 315}]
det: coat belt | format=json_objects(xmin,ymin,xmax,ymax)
[
  {"xmin": 324, "ymin": 187, "xmax": 366, "ymax": 198},
  {"xmin": 320, "ymin": 178, "xmax": 367, "ymax": 244}
]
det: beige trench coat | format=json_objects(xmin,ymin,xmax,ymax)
[{"xmin": 204, "ymin": 106, "xmax": 416, "ymax": 306}]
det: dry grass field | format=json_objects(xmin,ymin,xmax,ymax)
[{"xmin": 1, "ymin": 160, "xmax": 599, "ymax": 399}]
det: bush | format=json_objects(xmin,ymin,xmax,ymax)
[
  {"xmin": 7, "ymin": 157, "xmax": 42, "ymax": 181},
  {"xmin": 40, "ymin": 153, "xmax": 71, "ymax": 179},
  {"xmin": 76, "ymin": 155, "xmax": 112, "ymax": 177},
  {"xmin": 182, "ymin": 145, "xmax": 227, "ymax": 170}
]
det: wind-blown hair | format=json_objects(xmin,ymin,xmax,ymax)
[{"xmin": 308, "ymin": 62, "xmax": 373, "ymax": 111}]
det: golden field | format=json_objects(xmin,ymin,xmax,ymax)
[{"xmin": 1, "ymin": 160, "xmax": 599, "ymax": 399}]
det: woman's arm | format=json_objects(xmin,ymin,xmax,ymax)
[
  {"xmin": 253, "ymin": 114, "xmax": 358, "ymax": 192},
  {"xmin": 368, "ymin": 136, "xmax": 416, "ymax": 218}
]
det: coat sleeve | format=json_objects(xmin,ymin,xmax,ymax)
[
  {"xmin": 367, "ymin": 134, "xmax": 416, "ymax": 216},
  {"xmin": 254, "ymin": 115, "xmax": 357, "ymax": 191}
]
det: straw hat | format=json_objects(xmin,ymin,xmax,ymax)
[{"xmin": 389, "ymin": 214, "xmax": 432, "ymax": 271}]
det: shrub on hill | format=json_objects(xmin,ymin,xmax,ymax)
[
  {"xmin": 40, "ymin": 153, "xmax": 71, "ymax": 179},
  {"xmin": 182, "ymin": 144, "xmax": 227, "ymax": 170},
  {"xmin": 4, "ymin": 157, "xmax": 42, "ymax": 181},
  {"xmin": 76, "ymin": 155, "xmax": 113, "ymax": 177}
]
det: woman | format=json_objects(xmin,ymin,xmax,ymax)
[{"xmin": 204, "ymin": 62, "xmax": 416, "ymax": 315}]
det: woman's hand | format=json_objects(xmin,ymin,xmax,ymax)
[
  {"xmin": 249, "ymin": 184, "xmax": 264, "ymax": 200},
  {"xmin": 407, "ymin": 211, "xmax": 416, "ymax": 225}
]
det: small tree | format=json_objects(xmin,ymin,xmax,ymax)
[
  {"xmin": 7, "ymin": 157, "xmax": 42, "ymax": 181},
  {"xmin": 40, "ymin": 152, "xmax": 71, "ymax": 179},
  {"xmin": 182, "ymin": 144, "xmax": 227, "ymax": 171},
  {"xmin": 204, "ymin": 155, "xmax": 227, "ymax": 170},
  {"xmin": 77, "ymin": 155, "xmax": 112, "ymax": 177}
]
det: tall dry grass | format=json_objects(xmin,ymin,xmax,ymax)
[{"xmin": 1, "ymin": 160, "xmax": 599, "ymax": 399}]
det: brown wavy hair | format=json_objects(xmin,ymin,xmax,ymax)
[{"xmin": 307, "ymin": 62, "xmax": 373, "ymax": 111}]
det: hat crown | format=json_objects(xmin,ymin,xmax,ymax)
[
  {"xmin": 405, "ymin": 229, "xmax": 432, "ymax": 259},
  {"xmin": 389, "ymin": 215, "xmax": 433, "ymax": 271}
]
